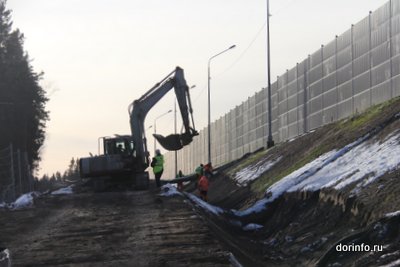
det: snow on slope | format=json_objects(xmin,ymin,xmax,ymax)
[
  {"xmin": 233, "ymin": 157, "xmax": 282, "ymax": 186},
  {"xmin": 234, "ymin": 131, "xmax": 400, "ymax": 217},
  {"xmin": 290, "ymin": 132, "xmax": 400, "ymax": 192},
  {"xmin": 51, "ymin": 185, "xmax": 74, "ymax": 195}
]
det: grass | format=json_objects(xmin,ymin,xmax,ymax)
[
  {"xmin": 250, "ymin": 144, "xmax": 329, "ymax": 193},
  {"xmin": 227, "ymin": 147, "xmax": 273, "ymax": 176},
  {"xmin": 337, "ymin": 97, "xmax": 399, "ymax": 132},
  {"xmin": 225, "ymin": 96, "xmax": 400, "ymax": 194}
]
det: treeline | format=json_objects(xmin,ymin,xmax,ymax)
[
  {"xmin": 34, "ymin": 158, "xmax": 80, "ymax": 192},
  {"xmin": 0, "ymin": 1, "xmax": 49, "ymax": 170}
]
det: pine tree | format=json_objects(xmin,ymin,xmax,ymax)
[{"xmin": 0, "ymin": 0, "xmax": 49, "ymax": 171}]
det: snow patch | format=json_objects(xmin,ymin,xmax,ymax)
[
  {"xmin": 233, "ymin": 132, "xmax": 400, "ymax": 217},
  {"xmin": 186, "ymin": 193, "xmax": 224, "ymax": 215},
  {"xmin": 51, "ymin": 186, "xmax": 74, "ymax": 195},
  {"xmin": 228, "ymin": 252, "xmax": 244, "ymax": 267},
  {"xmin": 0, "ymin": 248, "xmax": 11, "ymax": 266},
  {"xmin": 9, "ymin": 192, "xmax": 40, "ymax": 210},
  {"xmin": 243, "ymin": 223, "xmax": 263, "ymax": 231},
  {"xmin": 288, "ymin": 133, "xmax": 400, "ymax": 192},
  {"xmin": 385, "ymin": 210, "xmax": 400, "ymax": 218},
  {"xmin": 380, "ymin": 250, "xmax": 400, "ymax": 259},
  {"xmin": 159, "ymin": 183, "xmax": 183, "ymax": 197},
  {"xmin": 234, "ymin": 157, "xmax": 281, "ymax": 186}
]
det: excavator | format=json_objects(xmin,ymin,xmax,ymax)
[{"xmin": 79, "ymin": 67, "xmax": 198, "ymax": 190}]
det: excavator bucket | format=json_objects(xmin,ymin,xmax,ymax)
[{"xmin": 153, "ymin": 133, "xmax": 193, "ymax": 151}]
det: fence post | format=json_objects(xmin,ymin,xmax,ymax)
[
  {"xmin": 390, "ymin": 0, "xmax": 394, "ymax": 98},
  {"xmin": 25, "ymin": 152, "xmax": 33, "ymax": 192},
  {"xmin": 351, "ymin": 24, "xmax": 355, "ymax": 114},
  {"xmin": 9, "ymin": 143, "xmax": 15, "ymax": 201},
  {"xmin": 17, "ymin": 149, "xmax": 22, "ymax": 196},
  {"xmin": 369, "ymin": 11, "xmax": 373, "ymax": 107}
]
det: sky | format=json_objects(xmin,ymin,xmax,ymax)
[{"xmin": 5, "ymin": 0, "xmax": 390, "ymax": 177}]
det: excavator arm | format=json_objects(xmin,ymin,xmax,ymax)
[{"xmin": 128, "ymin": 66, "xmax": 198, "ymax": 169}]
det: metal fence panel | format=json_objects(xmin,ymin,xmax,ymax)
[
  {"xmin": 393, "ymin": 15, "xmax": 400, "ymax": 37},
  {"xmin": 353, "ymin": 53, "xmax": 371, "ymax": 77},
  {"xmin": 393, "ymin": 54, "xmax": 400, "ymax": 76},
  {"xmin": 372, "ymin": 61, "xmax": 391, "ymax": 85},
  {"xmin": 394, "ymin": 0, "xmax": 400, "ymax": 15},
  {"xmin": 337, "ymin": 64, "xmax": 353, "ymax": 85},
  {"xmin": 392, "ymin": 34, "xmax": 400, "ymax": 56},
  {"xmin": 337, "ymin": 47, "xmax": 352, "ymax": 69},
  {"xmin": 393, "ymin": 75, "xmax": 400, "ymax": 96},
  {"xmin": 354, "ymin": 71, "xmax": 371, "ymax": 94},
  {"xmin": 354, "ymin": 17, "xmax": 370, "ymax": 40},
  {"xmin": 323, "ymin": 73, "xmax": 336, "ymax": 91},
  {"xmin": 288, "ymin": 94, "xmax": 298, "ymax": 111},
  {"xmin": 308, "ymin": 111, "xmax": 323, "ymax": 130},
  {"xmin": 310, "ymin": 48, "xmax": 323, "ymax": 68},
  {"xmin": 323, "ymin": 87, "xmax": 338, "ymax": 108},
  {"xmin": 371, "ymin": 42, "xmax": 391, "ymax": 67},
  {"xmin": 297, "ymin": 104, "xmax": 305, "ymax": 135},
  {"xmin": 337, "ymin": 81, "xmax": 352, "ymax": 101},
  {"xmin": 371, "ymin": 2, "xmax": 391, "ymax": 30},
  {"xmin": 353, "ymin": 36, "xmax": 370, "ymax": 59},
  {"xmin": 323, "ymin": 105, "xmax": 338, "ymax": 124},
  {"xmin": 309, "ymin": 80, "xmax": 323, "ymax": 99},
  {"xmin": 371, "ymin": 21, "xmax": 390, "ymax": 48},
  {"xmin": 309, "ymin": 64, "xmax": 323, "ymax": 84},
  {"xmin": 354, "ymin": 90, "xmax": 371, "ymax": 114},
  {"xmin": 323, "ymin": 56, "xmax": 336, "ymax": 76},
  {"xmin": 371, "ymin": 80, "xmax": 392, "ymax": 104},
  {"xmin": 338, "ymin": 99, "xmax": 353, "ymax": 119},
  {"xmin": 323, "ymin": 40, "xmax": 336, "ymax": 59},
  {"xmin": 162, "ymin": 0, "xmax": 400, "ymax": 178},
  {"xmin": 309, "ymin": 95, "xmax": 323, "ymax": 115},
  {"xmin": 337, "ymin": 29, "xmax": 352, "ymax": 50},
  {"xmin": 288, "ymin": 66, "xmax": 297, "ymax": 82}
]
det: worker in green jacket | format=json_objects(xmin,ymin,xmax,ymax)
[
  {"xmin": 195, "ymin": 164, "xmax": 204, "ymax": 180},
  {"xmin": 151, "ymin": 149, "xmax": 164, "ymax": 187}
]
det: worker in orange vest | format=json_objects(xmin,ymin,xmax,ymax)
[{"xmin": 198, "ymin": 173, "xmax": 209, "ymax": 202}]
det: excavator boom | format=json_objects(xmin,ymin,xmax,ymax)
[
  {"xmin": 128, "ymin": 66, "xmax": 198, "ymax": 169},
  {"xmin": 79, "ymin": 66, "xmax": 198, "ymax": 190}
]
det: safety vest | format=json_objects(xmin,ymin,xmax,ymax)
[
  {"xmin": 195, "ymin": 165, "xmax": 203, "ymax": 175},
  {"xmin": 153, "ymin": 155, "xmax": 164, "ymax": 174}
]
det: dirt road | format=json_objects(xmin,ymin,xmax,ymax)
[{"xmin": 0, "ymin": 188, "xmax": 232, "ymax": 267}]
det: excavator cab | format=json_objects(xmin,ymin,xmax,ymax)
[{"xmin": 103, "ymin": 136, "xmax": 135, "ymax": 156}]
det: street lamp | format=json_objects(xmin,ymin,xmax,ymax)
[
  {"xmin": 207, "ymin": 45, "xmax": 236, "ymax": 164},
  {"xmin": 266, "ymin": 0, "xmax": 274, "ymax": 148},
  {"xmin": 153, "ymin": 110, "xmax": 172, "ymax": 153}
]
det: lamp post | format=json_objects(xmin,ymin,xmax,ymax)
[
  {"xmin": 207, "ymin": 45, "xmax": 236, "ymax": 164},
  {"xmin": 266, "ymin": 0, "xmax": 274, "ymax": 148},
  {"xmin": 153, "ymin": 110, "xmax": 172, "ymax": 153}
]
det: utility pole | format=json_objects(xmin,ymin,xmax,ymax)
[{"xmin": 266, "ymin": 0, "xmax": 275, "ymax": 148}]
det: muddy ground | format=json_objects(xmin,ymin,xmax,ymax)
[
  {"xmin": 0, "ymin": 186, "xmax": 233, "ymax": 267},
  {"xmin": 2, "ymin": 98, "xmax": 400, "ymax": 267}
]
